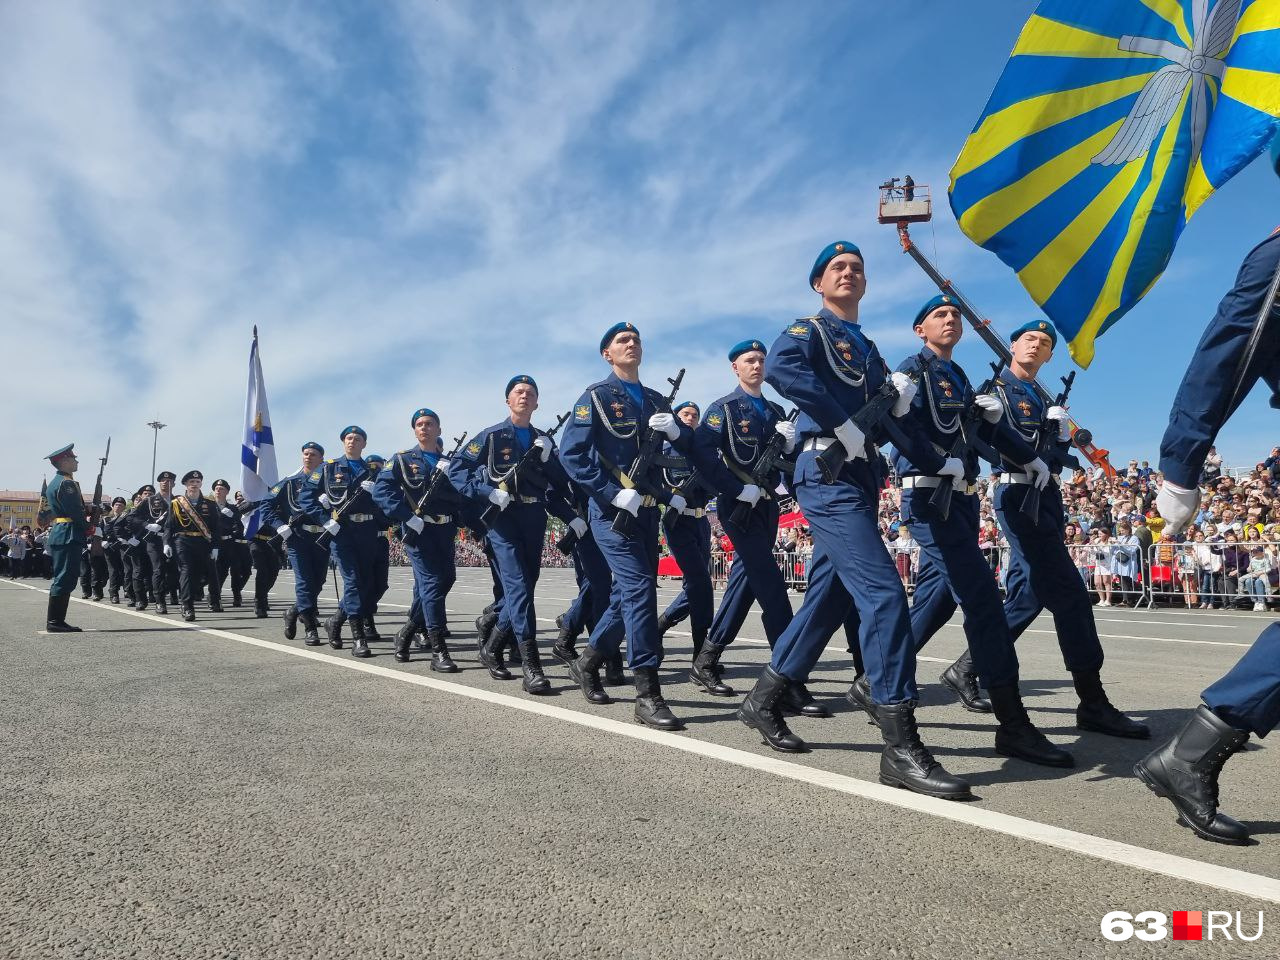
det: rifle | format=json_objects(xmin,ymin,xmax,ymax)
[
  {"xmin": 401, "ymin": 432, "xmax": 469, "ymax": 547},
  {"xmin": 315, "ymin": 460, "xmax": 384, "ymax": 549},
  {"xmin": 1021, "ymin": 370, "xmax": 1080, "ymax": 524},
  {"xmin": 91, "ymin": 437, "xmax": 110, "ymax": 523},
  {"xmin": 727, "ymin": 409, "xmax": 799, "ymax": 527},
  {"xmin": 659, "ymin": 457, "xmax": 719, "ymax": 537},
  {"xmin": 928, "ymin": 363, "xmax": 1002, "ymax": 522},
  {"xmin": 814, "ymin": 358, "xmax": 931, "ymax": 484},
  {"xmin": 612, "ymin": 368, "xmax": 685, "ymax": 539},
  {"xmin": 480, "ymin": 410, "xmax": 572, "ymax": 527}
]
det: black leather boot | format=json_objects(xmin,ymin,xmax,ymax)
[
  {"xmin": 690, "ymin": 642, "xmax": 734, "ymax": 697},
  {"xmin": 109, "ymin": 591, "xmax": 120, "ymax": 604},
  {"xmin": 878, "ymin": 701, "xmax": 972, "ymax": 800},
  {"xmin": 504, "ymin": 629, "xmax": 522, "ymax": 666},
  {"xmin": 569, "ymin": 646, "xmax": 612, "ymax": 705},
  {"xmin": 1134, "ymin": 705, "xmax": 1251, "ymax": 845},
  {"xmin": 80, "ymin": 587, "xmax": 91, "ymax": 600},
  {"xmin": 738, "ymin": 666, "xmax": 807, "ymax": 752},
  {"xmin": 781, "ymin": 680, "xmax": 831, "ymax": 718},
  {"xmin": 364, "ymin": 616, "xmax": 381, "ymax": 642},
  {"xmin": 429, "ymin": 627, "xmax": 458, "ymax": 673},
  {"xmin": 255, "ymin": 598, "xmax": 268, "ymax": 619},
  {"xmin": 940, "ymin": 652, "xmax": 992, "ymax": 713},
  {"xmin": 656, "ymin": 613, "xmax": 673, "ymax": 638},
  {"xmin": 156, "ymin": 599, "xmax": 168, "ymax": 615},
  {"xmin": 232, "ymin": 590, "xmax": 243, "ymax": 608},
  {"xmin": 633, "ymin": 667, "xmax": 682, "ymax": 730},
  {"xmin": 182, "ymin": 604, "xmax": 196, "ymax": 622},
  {"xmin": 350, "ymin": 616, "xmax": 371, "ymax": 658},
  {"xmin": 475, "ymin": 611, "xmax": 498, "ymax": 645},
  {"xmin": 283, "ymin": 604, "xmax": 299, "ymax": 640},
  {"xmin": 394, "ymin": 622, "xmax": 414, "ymax": 663},
  {"xmin": 45, "ymin": 595, "xmax": 82, "ymax": 633},
  {"xmin": 690, "ymin": 625, "xmax": 706, "ymax": 660},
  {"xmin": 208, "ymin": 593, "xmax": 223, "ymax": 613},
  {"xmin": 519, "ymin": 638, "xmax": 552, "ymax": 695},
  {"xmin": 326, "ymin": 610, "xmax": 346, "ymax": 650},
  {"xmin": 604, "ymin": 653, "xmax": 626, "ymax": 686},
  {"xmin": 302, "ymin": 610, "xmax": 321, "ymax": 646},
  {"xmin": 93, "ymin": 588, "xmax": 103, "ymax": 601},
  {"xmin": 551, "ymin": 615, "xmax": 578, "ymax": 666},
  {"xmin": 988, "ymin": 684, "xmax": 1074, "ymax": 768},
  {"xmin": 845, "ymin": 674, "xmax": 881, "ymax": 727},
  {"xmin": 1072, "ymin": 670, "xmax": 1150, "ymax": 739},
  {"xmin": 479, "ymin": 626, "xmax": 514, "ymax": 680},
  {"xmin": 412, "ymin": 625, "xmax": 430, "ymax": 653}
]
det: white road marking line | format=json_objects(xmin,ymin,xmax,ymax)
[{"xmin": 5, "ymin": 579, "xmax": 1277, "ymax": 905}]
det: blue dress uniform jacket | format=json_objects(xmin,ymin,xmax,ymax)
[
  {"xmin": 559, "ymin": 372, "xmax": 694, "ymax": 670},
  {"xmin": 44, "ymin": 472, "xmax": 88, "ymax": 597},
  {"xmin": 690, "ymin": 387, "xmax": 794, "ymax": 649},
  {"xmin": 299, "ymin": 457, "xmax": 380, "ymax": 618},
  {"xmin": 762, "ymin": 310, "xmax": 919, "ymax": 704},
  {"xmin": 1161, "ymin": 230, "xmax": 1280, "ymax": 737},
  {"xmin": 261, "ymin": 469, "xmax": 329, "ymax": 615}
]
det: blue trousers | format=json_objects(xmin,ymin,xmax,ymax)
[
  {"xmin": 903, "ymin": 489, "xmax": 1019, "ymax": 689},
  {"xmin": 370, "ymin": 535, "xmax": 390, "ymax": 614},
  {"xmin": 406, "ymin": 521, "xmax": 457, "ymax": 631},
  {"xmin": 771, "ymin": 453, "xmax": 917, "ymax": 705},
  {"xmin": 660, "ymin": 513, "xmax": 714, "ymax": 635},
  {"xmin": 332, "ymin": 525, "xmax": 380, "ymax": 617},
  {"xmin": 997, "ymin": 483, "xmax": 1104, "ymax": 673},
  {"xmin": 587, "ymin": 501, "xmax": 662, "ymax": 670},
  {"xmin": 489, "ymin": 503, "xmax": 547, "ymax": 643},
  {"xmin": 562, "ymin": 531, "xmax": 610, "ymax": 636},
  {"xmin": 1203, "ymin": 622, "xmax": 1280, "ymax": 737},
  {"xmin": 287, "ymin": 534, "xmax": 329, "ymax": 615},
  {"xmin": 708, "ymin": 499, "xmax": 792, "ymax": 649}
]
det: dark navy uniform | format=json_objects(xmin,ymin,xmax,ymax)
[
  {"xmin": 260, "ymin": 468, "xmax": 329, "ymax": 625},
  {"xmin": 656, "ymin": 442, "xmax": 715, "ymax": 648},
  {"xmin": 164, "ymin": 485, "xmax": 223, "ymax": 618},
  {"xmin": 102, "ymin": 501, "xmax": 130, "ymax": 603},
  {"xmin": 299, "ymin": 455, "xmax": 380, "ymax": 625},
  {"xmin": 362, "ymin": 454, "xmax": 393, "ymax": 635},
  {"xmin": 128, "ymin": 482, "xmax": 177, "ymax": 610}
]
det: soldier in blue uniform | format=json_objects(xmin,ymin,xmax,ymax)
[
  {"xmin": 1135, "ymin": 135, "xmax": 1280, "ymax": 846},
  {"xmin": 373, "ymin": 408, "xmax": 464, "ymax": 667},
  {"xmin": 740, "ymin": 240, "xmax": 971, "ymax": 800},
  {"xmin": 298, "ymin": 426, "xmax": 379, "ymax": 658},
  {"xmin": 451, "ymin": 375, "xmax": 583, "ymax": 695},
  {"xmin": 128, "ymin": 471, "xmax": 178, "ymax": 614},
  {"xmin": 40, "ymin": 444, "xmax": 88, "ymax": 632},
  {"xmin": 261, "ymin": 442, "xmax": 329, "ymax": 645},
  {"xmin": 549, "ymin": 479, "xmax": 615, "ymax": 681},
  {"xmin": 878, "ymin": 294, "xmax": 1071, "ymax": 767},
  {"xmin": 559, "ymin": 322, "xmax": 696, "ymax": 729},
  {"xmin": 362, "ymin": 453, "xmax": 392, "ymax": 642},
  {"xmin": 991, "ymin": 321, "xmax": 1148, "ymax": 741}
]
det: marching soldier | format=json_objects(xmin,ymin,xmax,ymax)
[
  {"xmin": 40, "ymin": 444, "xmax": 88, "ymax": 632},
  {"xmin": 237, "ymin": 490, "xmax": 280, "ymax": 619},
  {"xmin": 128, "ymin": 471, "xmax": 178, "ymax": 614},
  {"xmin": 261, "ymin": 442, "xmax": 330, "ymax": 645},
  {"xmin": 298, "ymin": 426, "xmax": 379, "ymax": 658},
  {"xmin": 102, "ymin": 496, "xmax": 130, "ymax": 604},
  {"xmin": 211, "ymin": 479, "xmax": 251, "ymax": 607},
  {"xmin": 1136, "ymin": 135, "xmax": 1280, "ymax": 845},
  {"xmin": 742, "ymin": 240, "xmax": 971, "ymax": 800},
  {"xmin": 559, "ymin": 322, "xmax": 696, "ymax": 729},
  {"xmin": 78, "ymin": 521, "xmax": 108, "ymax": 600},
  {"xmin": 123, "ymin": 485, "xmax": 155, "ymax": 608},
  {"xmin": 372, "ymin": 408, "xmax": 463, "ymax": 667},
  {"xmin": 549, "ymin": 480, "xmax": 612, "ymax": 679},
  {"xmin": 362, "ymin": 453, "xmax": 393, "ymax": 642},
  {"xmin": 991, "ymin": 321, "xmax": 1148, "ymax": 741},
  {"xmin": 165, "ymin": 470, "xmax": 223, "ymax": 621}
]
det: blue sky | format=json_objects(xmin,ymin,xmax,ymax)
[{"xmin": 3, "ymin": 0, "xmax": 1275, "ymax": 493}]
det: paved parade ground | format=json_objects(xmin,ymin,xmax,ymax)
[{"xmin": 3, "ymin": 569, "xmax": 1278, "ymax": 958}]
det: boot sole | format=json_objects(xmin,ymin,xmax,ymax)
[
  {"xmin": 691, "ymin": 672, "xmax": 736, "ymax": 698},
  {"xmin": 550, "ymin": 648, "xmax": 577, "ymax": 668},
  {"xmin": 878, "ymin": 774, "xmax": 971, "ymax": 801},
  {"xmin": 1078, "ymin": 718, "xmax": 1150, "ymax": 740},
  {"xmin": 431, "ymin": 663, "xmax": 460, "ymax": 673},
  {"xmin": 995, "ymin": 743, "xmax": 1074, "ymax": 768},
  {"xmin": 940, "ymin": 674, "xmax": 992, "ymax": 713},
  {"xmin": 1132, "ymin": 763, "xmax": 1252, "ymax": 846},
  {"xmin": 737, "ymin": 710, "xmax": 808, "ymax": 753},
  {"xmin": 635, "ymin": 716, "xmax": 684, "ymax": 731}
]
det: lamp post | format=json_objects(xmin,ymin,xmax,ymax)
[{"xmin": 146, "ymin": 420, "xmax": 167, "ymax": 481}]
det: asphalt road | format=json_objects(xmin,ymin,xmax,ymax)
[{"xmin": 3, "ymin": 568, "xmax": 1278, "ymax": 959}]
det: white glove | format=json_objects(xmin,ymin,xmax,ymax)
[
  {"xmin": 1022, "ymin": 457, "xmax": 1051, "ymax": 490},
  {"xmin": 1156, "ymin": 480, "xmax": 1200, "ymax": 535},
  {"xmin": 648, "ymin": 412, "xmax": 680, "ymax": 441},
  {"xmin": 612, "ymin": 488, "xmax": 643, "ymax": 517},
  {"xmin": 275, "ymin": 524, "xmax": 293, "ymax": 542},
  {"xmin": 774, "ymin": 419, "xmax": 797, "ymax": 452},
  {"xmin": 736, "ymin": 483, "xmax": 763, "ymax": 506},
  {"xmin": 220, "ymin": 506, "xmax": 235, "ymax": 518},
  {"xmin": 937, "ymin": 458, "xmax": 966, "ymax": 481},
  {"xmin": 890, "ymin": 371, "xmax": 918, "ymax": 417},
  {"xmin": 833, "ymin": 419, "xmax": 868, "ymax": 460},
  {"xmin": 435, "ymin": 458, "xmax": 450, "ymax": 472},
  {"xmin": 974, "ymin": 394, "xmax": 1003, "ymax": 424},
  {"xmin": 1046, "ymin": 405, "xmax": 1072, "ymax": 441},
  {"xmin": 163, "ymin": 544, "xmax": 172, "ymax": 558},
  {"xmin": 488, "ymin": 488, "xmax": 512, "ymax": 511},
  {"xmin": 324, "ymin": 519, "xmax": 341, "ymax": 536},
  {"xmin": 145, "ymin": 523, "xmax": 161, "ymax": 534},
  {"xmin": 127, "ymin": 536, "xmax": 139, "ymax": 547},
  {"xmin": 405, "ymin": 515, "xmax": 426, "ymax": 534},
  {"xmin": 211, "ymin": 548, "xmax": 219, "ymax": 561},
  {"xmin": 360, "ymin": 480, "xmax": 375, "ymax": 492},
  {"xmin": 668, "ymin": 493, "xmax": 688, "ymax": 514},
  {"xmin": 533, "ymin": 436, "xmax": 552, "ymax": 463},
  {"xmin": 569, "ymin": 517, "xmax": 589, "ymax": 538},
  {"xmin": 319, "ymin": 493, "xmax": 332, "ymax": 509}
]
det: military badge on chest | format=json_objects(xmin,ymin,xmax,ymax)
[
  {"xmin": 937, "ymin": 378, "xmax": 954, "ymax": 399},
  {"xmin": 610, "ymin": 401, "xmax": 626, "ymax": 420},
  {"xmin": 500, "ymin": 446, "xmax": 514, "ymax": 463},
  {"xmin": 1017, "ymin": 399, "xmax": 1034, "ymax": 419},
  {"xmin": 835, "ymin": 339, "xmax": 854, "ymax": 362}
]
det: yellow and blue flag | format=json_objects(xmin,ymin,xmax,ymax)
[{"xmin": 949, "ymin": 0, "xmax": 1280, "ymax": 366}]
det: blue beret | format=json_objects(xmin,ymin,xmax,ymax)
[
  {"xmin": 1272, "ymin": 127, "xmax": 1280, "ymax": 176},
  {"xmin": 301, "ymin": 441, "xmax": 324, "ymax": 454},
  {"xmin": 339, "ymin": 425, "xmax": 367, "ymax": 441},
  {"xmin": 410, "ymin": 408, "xmax": 439, "ymax": 427},
  {"xmin": 364, "ymin": 453, "xmax": 385, "ymax": 465},
  {"xmin": 809, "ymin": 241, "xmax": 862, "ymax": 288},
  {"xmin": 728, "ymin": 339, "xmax": 766, "ymax": 362},
  {"xmin": 600, "ymin": 321, "xmax": 639, "ymax": 352},
  {"xmin": 1010, "ymin": 319, "xmax": 1058, "ymax": 348},
  {"xmin": 506, "ymin": 374, "xmax": 538, "ymax": 396},
  {"xmin": 913, "ymin": 294, "xmax": 960, "ymax": 327},
  {"xmin": 672, "ymin": 401, "xmax": 699, "ymax": 416},
  {"xmin": 46, "ymin": 443, "xmax": 74, "ymax": 462}
]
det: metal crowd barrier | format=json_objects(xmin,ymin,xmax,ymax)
[{"xmin": 1143, "ymin": 539, "xmax": 1279, "ymax": 610}]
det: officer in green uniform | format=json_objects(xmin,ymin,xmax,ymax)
[{"xmin": 41, "ymin": 444, "xmax": 89, "ymax": 632}]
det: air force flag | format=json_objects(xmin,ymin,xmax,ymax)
[{"xmin": 240, "ymin": 327, "xmax": 279, "ymax": 534}]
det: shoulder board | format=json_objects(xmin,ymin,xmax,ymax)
[
  {"xmin": 325, "ymin": 458, "xmax": 336, "ymax": 464},
  {"xmin": 896, "ymin": 354, "xmax": 923, "ymax": 375},
  {"xmin": 785, "ymin": 321, "xmax": 811, "ymax": 340}
]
